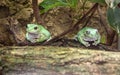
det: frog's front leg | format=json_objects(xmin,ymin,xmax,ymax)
[
  {"xmin": 78, "ymin": 36, "xmax": 90, "ymax": 47},
  {"xmin": 37, "ymin": 33, "xmax": 50, "ymax": 42},
  {"xmin": 31, "ymin": 39, "xmax": 37, "ymax": 43},
  {"xmin": 92, "ymin": 35, "xmax": 100, "ymax": 46},
  {"xmin": 36, "ymin": 33, "xmax": 45, "ymax": 42},
  {"xmin": 82, "ymin": 41, "xmax": 90, "ymax": 47},
  {"xmin": 92, "ymin": 41, "xmax": 98, "ymax": 46}
]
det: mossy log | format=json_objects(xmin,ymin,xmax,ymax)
[{"xmin": 1, "ymin": 46, "xmax": 120, "ymax": 75}]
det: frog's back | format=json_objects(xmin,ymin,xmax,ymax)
[
  {"xmin": 39, "ymin": 25, "xmax": 51, "ymax": 37},
  {"xmin": 77, "ymin": 27, "xmax": 89, "ymax": 35},
  {"xmin": 77, "ymin": 27, "xmax": 97, "ymax": 37},
  {"xmin": 82, "ymin": 27, "xmax": 95, "ymax": 31}
]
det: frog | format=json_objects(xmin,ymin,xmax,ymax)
[
  {"xmin": 76, "ymin": 27, "xmax": 101, "ymax": 47},
  {"xmin": 26, "ymin": 24, "xmax": 51, "ymax": 43}
]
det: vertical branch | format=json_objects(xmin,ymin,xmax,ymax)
[
  {"xmin": 118, "ymin": 34, "xmax": 120, "ymax": 50},
  {"xmin": 117, "ymin": 3, "xmax": 120, "ymax": 50},
  {"xmin": 32, "ymin": 0, "xmax": 43, "ymax": 25}
]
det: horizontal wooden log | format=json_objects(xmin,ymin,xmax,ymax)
[{"xmin": 1, "ymin": 46, "xmax": 120, "ymax": 75}]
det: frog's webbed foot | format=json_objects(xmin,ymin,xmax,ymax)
[
  {"xmin": 30, "ymin": 40, "xmax": 37, "ymax": 43},
  {"xmin": 79, "ymin": 38, "xmax": 90, "ymax": 47},
  {"xmin": 83, "ymin": 42, "xmax": 90, "ymax": 47},
  {"xmin": 92, "ymin": 42, "xmax": 98, "ymax": 46}
]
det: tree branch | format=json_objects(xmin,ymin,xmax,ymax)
[{"xmin": 32, "ymin": 0, "xmax": 43, "ymax": 25}]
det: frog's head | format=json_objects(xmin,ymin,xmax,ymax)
[
  {"xmin": 84, "ymin": 28, "xmax": 99, "ymax": 41},
  {"xmin": 26, "ymin": 24, "xmax": 42, "ymax": 34}
]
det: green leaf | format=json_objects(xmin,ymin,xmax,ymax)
[
  {"xmin": 39, "ymin": 0, "xmax": 78, "ymax": 14},
  {"xmin": 65, "ymin": 0, "xmax": 78, "ymax": 8},
  {"xmin": 105, "ymin": 0, "xmax": 120, "ymax": 8},
  {"xmin": 39, "ymin": 0, "xmax": 67, "ymax": 13},
  {"xmin": 89, "ymin": 0, "xmax": 105, "ymax": 4},
  {"xmin": 107, "ymin": 7, "xmax": 120, "ymax": 34}
]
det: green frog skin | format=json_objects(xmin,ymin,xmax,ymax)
[
  {"xmin": 26, "ymin": 24, "xmax": 51, "ymax": 43},
  {"xmin": 77, "ymin": 27, "xmax": 101, "ymax": 47}
]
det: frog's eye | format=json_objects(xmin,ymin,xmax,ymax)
[
  {"xmin": 86, "ymin": 31, "xmax": 90, "ymax": 34},
  {"xmin": 34, "ymin": 26, "xmax": 38, "ymax": 30}
]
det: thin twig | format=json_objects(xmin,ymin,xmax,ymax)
[
  {"xmin": 97, "ymin": 5, "xmax": 108, "ymax": 33},
  {"xmin": 99, "ymin": 44, "xmax": 119, "ymax": 52},
  {"xmin": 82, "ymin": 4, "xmax": 98, "ymax": 28}
]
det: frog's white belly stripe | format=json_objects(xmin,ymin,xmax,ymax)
[
  {"xmin": 83, "ymin": 37, "xmax": 97, "ymax": 41},
  {"xmin": 28, "ymin": 33, "xmax": 40, "ymax": 39}
]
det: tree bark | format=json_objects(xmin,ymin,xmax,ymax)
[{"xmin": 1, "ymin": 46, "xmax": 120, "ymax": 75}]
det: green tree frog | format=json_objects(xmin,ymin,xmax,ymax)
[
  {"xmin": 77, "ymin": 27, "xmax": 101, "ymax": 47},
  {"xmin": 26, "ymin": 24, "xmax": 51, "ymax": 43}
]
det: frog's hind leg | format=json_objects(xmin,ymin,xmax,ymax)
[
  {"xmin": 46, "ymin": 37, "xmax": 52, "ymax": 42},
  {"xmin": 73, "ymin": 35, "xmax": 78, "ymax": 41}
]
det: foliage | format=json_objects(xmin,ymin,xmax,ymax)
[
  {"xmin": 106, "ymin": 0, "xmax": 120, "ymax": 33},
  {"xmin": 39, "ymin": 0, "xmax": 78, "ymax": 13},
  {"xmin": 107, "ymin": 7, "xmax": 120, "ymax": 34},
  {"xmin": 105, "ymin": 0, "xmax": 120, "ymax": 8},
  {"xmin": 88, "ymin": 0, "xmax": 105, "ymax": 4},
  {"xmin": 106, "ymin": 0, "xmax": 120, "ymax": 49}
]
